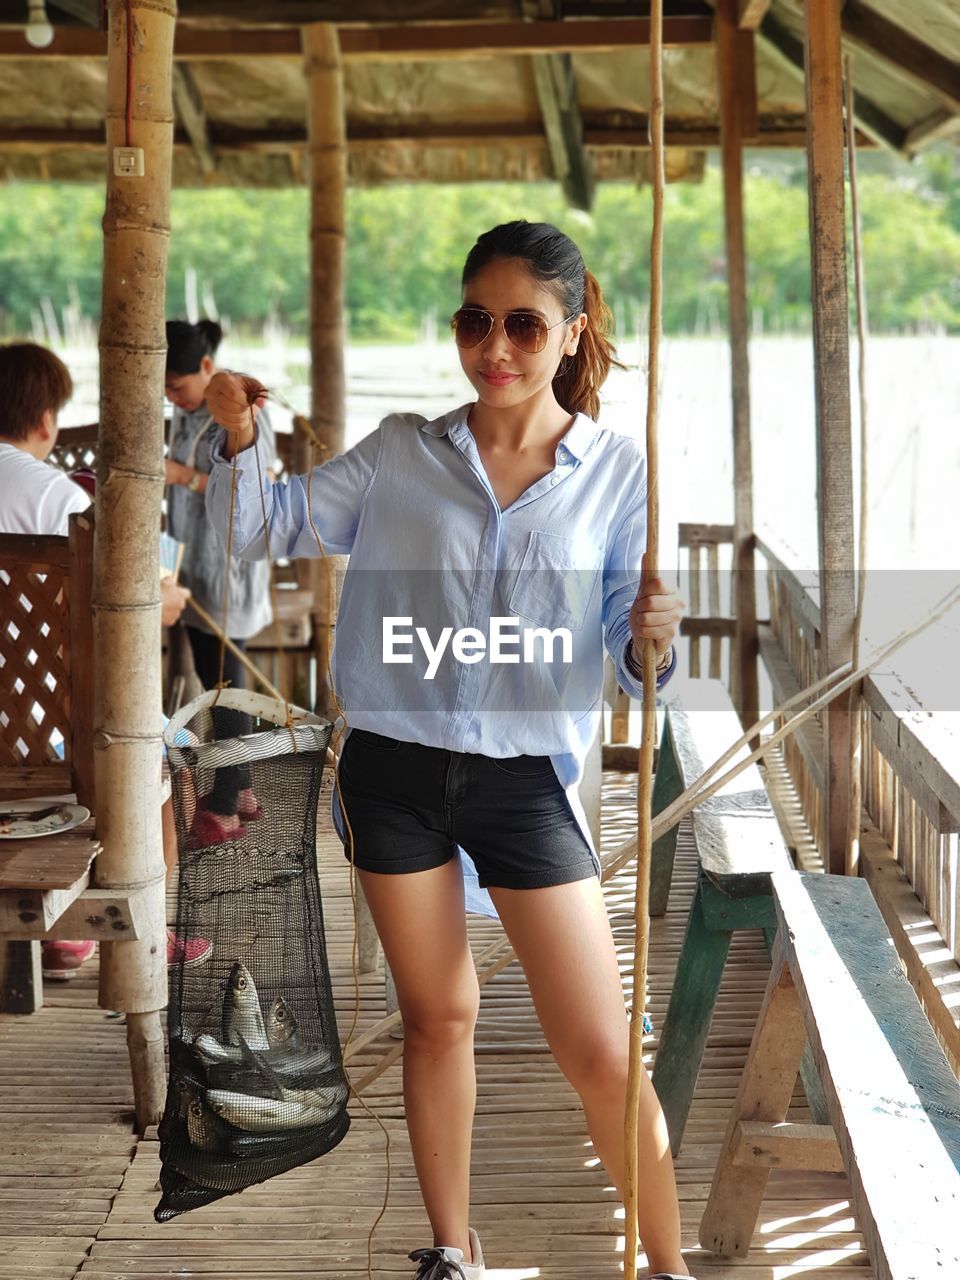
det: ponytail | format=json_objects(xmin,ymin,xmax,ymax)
[
  {"xmin": 165, "ymin": 318, "xmax": 224, "ymax": 375},
  {"xmin": 552, "ymin": 270, "xmax": 624, "ymax": 422}
]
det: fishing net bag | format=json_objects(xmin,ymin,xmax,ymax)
[{"xmin": 156, "ymin": 690, "xmax": 350, "ymax": 1222}]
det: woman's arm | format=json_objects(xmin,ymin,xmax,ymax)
[{"xmin": 204, "ymin": 372, "xmax": 382, "ymax": 561}]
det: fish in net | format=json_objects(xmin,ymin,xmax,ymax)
[{"xmin": 156, "ymin": 689, "xmax": 350, "ymax": 1221}]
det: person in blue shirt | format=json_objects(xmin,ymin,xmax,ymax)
[{"xmin": 205, "ymin": 222, "xmax": 692, "ymax": 1280}]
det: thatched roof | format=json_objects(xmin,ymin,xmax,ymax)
[{"xmin": 0, "ymin": 1, "xmax": 956, "ymax": 193}]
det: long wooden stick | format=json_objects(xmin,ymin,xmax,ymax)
[
  {"xmin": 625, "ymin": 1, "xmax": 664, "ymax": 1275},
  {"xmin": 347, "ymin": 581, "xmax": 960, "ymax": 1081},
  {"xmin": 185, "ymin": 595, "xmax": 286, "ymax": 702},
  {"xmin": 845, "ymin": 53, "xmax": 870, "ymax": 877}
]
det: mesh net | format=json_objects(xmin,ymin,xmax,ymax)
[{"xmin": 156, "ymin": 691, "xmax": 349, "ymax": 1222}]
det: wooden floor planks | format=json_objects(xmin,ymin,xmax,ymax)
[{"xmin": 0, "ymin": 767, "xmax": 874, "ymax": 1279}]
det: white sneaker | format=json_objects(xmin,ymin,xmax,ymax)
[{"xmin": 409, "ymin": 1228, "xmax": 484, "ymax": 1280}]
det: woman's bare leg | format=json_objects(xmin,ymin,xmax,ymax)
[
  {"xmin": 490, "ymin": 877, "xmax": 689, "ymax": 1277},
  {"xmin": 357, "ymin": 862, "xmax": 479, "ymax": 1259}
]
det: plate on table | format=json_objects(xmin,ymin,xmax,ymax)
[{"xmin": 0, "ymin": 802, "xmax": 91, "ymax": 840}]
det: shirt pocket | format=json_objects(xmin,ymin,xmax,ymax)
[{"xmin": 508, "ymin": 530, "xmax": 602, "ymax": 632}]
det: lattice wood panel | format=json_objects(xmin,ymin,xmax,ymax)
[
  {"xmin": 47, "ymin": 423, "xmax": 98, "ymax": 475},
  {"xmin": 0, "ymin": 558, "xmax": 72, "ymax": 771}
]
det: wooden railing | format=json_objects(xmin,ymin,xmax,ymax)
[{"xmin": 754, "ymin": 530, "xmax": 960, "ymax": 1070}]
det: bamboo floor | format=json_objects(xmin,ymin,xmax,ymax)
[{"xmin": 0, "ymin": 764, "xmax": 873, "ymax": 1280}]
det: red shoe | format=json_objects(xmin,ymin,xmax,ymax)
[
  {"xmin": 186, "ymin": 808, "xmax": 247, "ymax": 849},
  {"xmin": 41, "ymin": 939, "xmax": 96, "ymax": 980},
  {"xmin": 236, "ymin": 788, "xmax": 263, "ymax": 823},
  {"xmin": 166, "ymin": 929, "xmax": 213, "ymax": 968}
]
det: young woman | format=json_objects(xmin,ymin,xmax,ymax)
[
  {"xmin": 165, "ymin": 319, "xmax": 274, "ymax": 844},
  {"xmin": 204, "ymin": 222, "xmax": 692, "ymax": 1280}
]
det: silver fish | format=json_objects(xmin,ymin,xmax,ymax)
[
  {"xmin": 221, "ymin": 961, "xmax": 269, "ymax": 1050},
  {"xmin": 266, "ymin": 996, "xmax": 298, "ymax": 1048},
  {"xmin": 186, "ymin": 1099, "xmax": 222, "ymax": 1152},
  {"xmin": 206, "ymin": 1084, "xmax": 345, "ymax": 1132},
  {"xmin": 194, "ymin": 1032, "xmax": 243, "ymax": 1067}
]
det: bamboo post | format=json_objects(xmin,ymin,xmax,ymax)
[
  {"xmin": 302, "ymin": 22, "xmax": 348, "ymax": 721},
  {"xmin": 844, "ymin": 53, "xmax": 869, "ymax": 876},
  {"xmin": 716, "ymin": 0, "xmax": 760, "ymax": 731},
  {"xmin": 95, "ymin": 0, "xmax": 176, "ymax": 1130},
  {"xmin": 624, "ymin": 2, "xmax": 664, "ymax": 1277},
  {"xmin": 803, "ymin": 0, "xmax": 856, "ymax": 875}
]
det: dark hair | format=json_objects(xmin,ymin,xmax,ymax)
[
  {"xmin": 461, "ymin": 220, "xmax": 624, "ymax": 421},
  {"xmin": 0, "ymin": 342, "xmax": 73, "ymax": 441},
  {"xmin": 165, "ymin": 319, "xmax": 223, "ymax": 376}
]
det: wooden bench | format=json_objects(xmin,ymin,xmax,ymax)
[
  {"xmin": 702, "ymin": 869, "xmax": 960, "ymax": 1279},
  {"xmin": 648, "ymin": 678, "xmax": 803, "ymax": 1153}
]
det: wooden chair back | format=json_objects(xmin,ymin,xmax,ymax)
[{"xmin": 0, "ymin": 513, "xmax": 95, "ymax": 808}]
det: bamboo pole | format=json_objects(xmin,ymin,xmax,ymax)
[
  {"xmin": 95, "ymin": 0, "xmax": 176, "ymax": 1131},
  {"xmin": 624, "ymin": 2, "xmax": 664, "ymax": 1276},
  {"xmin": 302, "ymin": 23, "xmax": 348, "ymax": 721},
  {"xmin": 844, "ymin": 53, "xmax": 870, "ymax": 877},
  {"xmin": 804, "ymin": 0, "xmax": 856, "ymax": 874},
  {"xmin": 716, "ymin": 0, "xmax": 760, "ymax": 732}
]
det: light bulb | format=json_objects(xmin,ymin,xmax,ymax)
[{"xmin": 25, "ymin": 1, "xmax": 54, "ymax": 48}]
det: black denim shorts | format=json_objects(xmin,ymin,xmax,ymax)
[{"xmin": 335, "ymin": 729, "xmax": 599, "ymax": 890}]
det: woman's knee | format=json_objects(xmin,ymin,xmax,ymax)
[
  {"xmin": 555, "ymin": 1028, "xmax": 629, "ymax": 1097},
  {"xmin": 401, "ymin": 985, "xmax": 480, "ymax": 1052}
]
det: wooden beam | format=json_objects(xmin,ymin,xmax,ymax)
[
  {"xmin": 530, "ymin": 52, "xmax": 595, "ymax": 211},
  {"xmin": 737, "ymin": 0, "xmax": 771, "ymax": 28},
  {"xmin": 173, "ymin": 0, "xmax": 713, "ymax": 20},
  {"xmin": 48, "ymin": 0, "xmax": 101, "ymax": 23},
  {"xmin": 759, "ymin": 13, "xmax": 907, "ymax": 152},
  {"xmin": 904, "ymin": 108, "xmax": 960, "ymax": 155},
  {"xmin": 841, "ymin": 0, "xmax": 960, "ymax": 115},
  {"xmin": 0, "ymin": 122, "xmax": 876, "ymax": 155},
  {"xmin": 171, "ymin": 63, "xmax": 216, "ymax": 175},
  {"xmin": 716, "ymin": 0, "xmax": 759, "ymax": 732},
  {"xmin": 0, "ymin": 16, "xmax": 715, "ymax": 59},
  {"xmin": 731, "ymin": 1120, "xmax": 843, "ymax": 1171},
  {"xmin": 803, "ymin": 0, "xmax": 855, "ymax": 876}
]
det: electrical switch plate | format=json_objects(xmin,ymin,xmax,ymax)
[{"xmin": 112, "ymin": 146, "xmax": 145, "ymax": 177}]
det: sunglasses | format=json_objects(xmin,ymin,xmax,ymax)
[{"xmin": 450, "ymin": 307, "xmax": 578, "ymax": 355}]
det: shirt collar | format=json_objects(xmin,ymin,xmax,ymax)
[{"xmin": 420, "ymin": 405, "xmax": 597, "ymax": 459}]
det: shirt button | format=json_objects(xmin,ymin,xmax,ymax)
[
  {"xmin": 558, "ymin": 447, "xmax": 568, "ymax": 460},
  {"xmin": 550, "ymin": 476, "xmax": 560, "ymax": 486}
]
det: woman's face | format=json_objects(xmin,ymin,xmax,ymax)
[
  {"xmin": 165, "ymin": 355, "xmax": 215, "ymax": 414},
  {"xmin": 457, "ymin": 257, "xmax": 585, "ymax": 412}
]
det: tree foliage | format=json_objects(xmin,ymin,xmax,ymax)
[{"xmin": 0, "ymin": 151, "xmax": 957, "ymax": 340}]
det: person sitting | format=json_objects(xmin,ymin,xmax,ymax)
[{"xmin": 0, "ymin": 342, "xmax": 205, "ymax": 975}]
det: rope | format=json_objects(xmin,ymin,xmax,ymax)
[
  {"xmin": 624, "ymin": 1, "xmax": 664, "ymax": 1275},
  {"xmin": 845, "ymin": 53, "xmax": 870, "ymax": 877}
]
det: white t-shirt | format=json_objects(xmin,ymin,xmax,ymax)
[{"xmin": 0, "ymin": 442, "xmax": 91, "ymax": 536}]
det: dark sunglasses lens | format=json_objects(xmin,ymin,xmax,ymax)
[
  {"xmin": 451, "ymin": 309, "xmax": 493, "ymax": 348},
  {"xmin": 504, "ymin": 313, "xmax": 547, "ymax": 353}
]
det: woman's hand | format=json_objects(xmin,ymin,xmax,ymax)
[
  {"xmin": 165, "ymin": 459, "xmax": 194, "ymax": 487},
  {"xmin": 206, "ymin": 371, "xmax": 268, "ymax": 433},
  {"xmin": 629, "ymin": 555, "xmax": 684, "ymax": 661}
]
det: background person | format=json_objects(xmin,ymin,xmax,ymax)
[
  {"xmin": 164, "ymin": 320, "xmax": 275, "ymax": 844},
  {"xmin": 0, "ymin": 341, "xmax": 200, "ymax": 974}
]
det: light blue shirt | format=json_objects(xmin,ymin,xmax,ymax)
[{"xmin": 207, "ymin": 403, "xmax": 674, "ymax": 911}]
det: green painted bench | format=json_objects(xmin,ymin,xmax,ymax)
[
  {"xmin": 701, "ymin": 870, "xmax": 960, "ymax": 1279},
  {"xmin": 649, "ymin": 678, "xmax": 796, "ymax": 1153}
]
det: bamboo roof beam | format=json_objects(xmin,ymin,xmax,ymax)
[
  {"xmin": 904, "ymin": 108, "xmax": 960, "ymax": 155},
  {"xmin": 530, "ymin": 52, "xmax": 595, "ymax": 211},
  {"xmin": 172, "ymin": 0, "xmax": 712, "ymax": 20},
  {"xmin": 737, "ymin": 0, "xmax": 771, "ymax": 28},
  {"xmin": 0, "ymin": 16, "xmax": 715, "ymax": 59},
  {"xmin": 171, "ymin": 64, "xmax": 216, "ymax": 176},
  {"xmin": 0, "ymin": 121, "xmax": 874, "ymax": 154},
  {"xmin": 759, "ymin": 12, "xmax": 907, "ymax": 152},
  {"xmin": 840, "ymin": 0, "xmax": 960, "ymax": 115}
]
